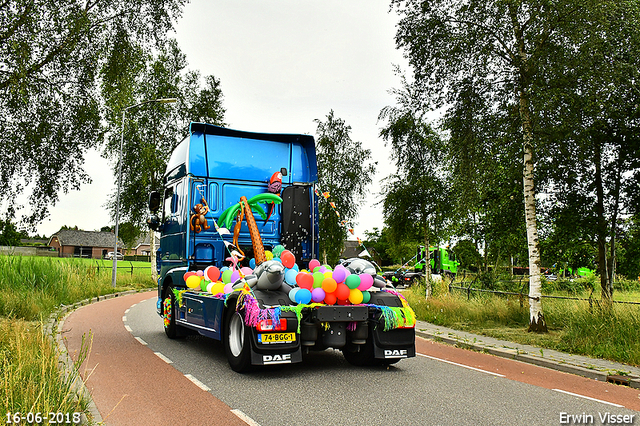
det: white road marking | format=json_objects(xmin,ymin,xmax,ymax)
[
  {"xmin": 124, "ymin": 325, "xmax": 132, "ymax": 333},
  {"xmin": 154, "ymin": 352, "xmax": 173, "ymax": 364},
  {"xmin": 122, "ymin": 315, "xmax": 127, "ymax": 322},
  {"xmin": 231, "ymin": 409, "xmax": 262, "ymax": 426},
  {"xmin": 134, "ymin": 337, "xmax": 148, "ymax": 346},
  {"xmin": 184, "ymin": 374, "xmax": 211, "ymax": 392},
  {"xmin": 418, "ymin": 353, "xmax": 506, "ymax": 377},
  {"xmin": 125, "ymin": 308, "xmax": 130, "ymax": 314},
  {"xmin": 552, "ymin": 389, "xmax": 624, "ymax": 407}
]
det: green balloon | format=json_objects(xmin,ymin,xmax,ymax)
[
  {"xmin": 313, "ymin": 272, "xmax": 324, "ymax": 288},
  {"xmin": 362, "ymin": 291, "xmax": 371, "ymax": 304},
  {"xmin": 222, "ymin": 269, "xmax": 233, "ymax": 284},
  {"xmin": 272, "ymin": 245, "xmax": 285, "ymax": 258},
  {"xmin": 200, "ymin": 279, "xmax": 209, "ymax": 292},
  {"xmin": 345, "ymin": 274, "xmax": 361, "ymax": 290}
]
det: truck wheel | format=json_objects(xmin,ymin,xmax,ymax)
[
  {"xmin": 163, "ymin": 286, "xmax": 183, "ymax": 339},
  {"xmin": 224, "ymin": 305, "xmax": 252, "ymax": 372}
]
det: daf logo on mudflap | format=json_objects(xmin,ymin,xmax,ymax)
[
  {"xmin": 384, "ymin": 349, "xmax": 408, "ymax": 358},
  {"xmin": 263, "ymin": 354, "xmax": 292, "ymax": 365}
]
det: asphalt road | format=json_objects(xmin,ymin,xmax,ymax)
[{"xmin": 64, "ymin": 291, "xmax": 639, "ymax": 425}]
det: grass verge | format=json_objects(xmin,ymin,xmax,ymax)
[
  {"xmin": 0, "ymin": 255, "xmax": 154, "ymax": 422},
  {"xmin": 405, "ymin": 279, "xmax": 640, "ymax": 367}
]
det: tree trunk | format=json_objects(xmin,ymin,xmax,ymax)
[
  {"xmin": 510, "ymin": 3, "xmax": 546, "ymax": 333},
  {"xmin": 594, "ymin": 140, "xmax": 612, "ymax": 300}
]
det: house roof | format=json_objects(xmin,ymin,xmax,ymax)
[
  {"xmin": 341, "ymin": 240, "xmax": 362, "ymax": 259},
  {"xmin": 133, "ymin": 232, "xmax": 160, "ymax": 249},
  {"xmin": 48, "ymin": 229, "xmax": 123, "ymax": 248}
]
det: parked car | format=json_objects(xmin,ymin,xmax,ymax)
[{"xmin": 105, "ymin": 251, "xmax": 123, "ymax": 260}]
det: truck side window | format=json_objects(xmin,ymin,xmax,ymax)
[{"xmin": 163, "ymin": 187, "xmax": 175, "ymax": 223}]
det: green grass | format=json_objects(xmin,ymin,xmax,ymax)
[
  {"xmin": 407, "ymin": 279, "xmax": 640, "ymax": 366},
  {"xmin": 0, "ymin": 255, "xmax": 154, "ymax": 422}
]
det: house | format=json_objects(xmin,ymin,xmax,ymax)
[
  {"xmin": 48, "ymin": 229, "xmax": 123, "ymax": 259},
  {"xmin": 126, "ymin": 233, "xmax": 160, "ymax": 256}
]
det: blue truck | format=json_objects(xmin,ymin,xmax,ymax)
[{"xmin": 147, "ymin": 123, "xmax": 415, "ymax": 372}]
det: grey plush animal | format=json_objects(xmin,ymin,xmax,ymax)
[
  {"xmin": 232, "ymin": 259, "xmax": 286, "ymax": 291},
  {"xmin": 341, "ymin": 257, "xmax": 387, "ymax": 289}
]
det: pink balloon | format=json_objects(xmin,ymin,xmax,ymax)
[
  {"xmin": 358, "ymin": 274, "xmax": 374, "ymax": 291},
  {"xmin": 240, "ymin": 267, "xmax": 253, "ymax": 276},
  {"xmin": 223, "ymin": 283, "xmax": 233, "ymax": 294},
  {"xmin": 309, "ymin": 259, "xmax": 321, "ymax": 270}
]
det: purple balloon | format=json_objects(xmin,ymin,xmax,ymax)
[
  {"xmin": 230, "ymin": 270, "xmax": 240, "ymax": 283},
  {"xmin": 311, "ymin": 287, "xmax": 326, "ymax": 303},
  {"xmin": 332, "ymin": 267, "xmax": 347, "ymax": 283}
]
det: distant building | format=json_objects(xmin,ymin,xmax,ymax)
[
  {"xmin": 126, "ymin": 233, "xmax": 160, "ymax": 256},
  {"xmin": 48, "ymin": 229, "xmax": 123, "ymax": 259}
]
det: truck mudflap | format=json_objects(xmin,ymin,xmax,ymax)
[
  {"xmin": 250, "ymin": 346, "xmax": 303, "ymax": 366},
  {"xmin": 371, "ymin": 326, "xmax": 416, "ymax": 360}
]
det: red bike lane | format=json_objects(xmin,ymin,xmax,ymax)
[{"xmin": 62, "ymin": 291, "xmax": 248, "ymax": 426}]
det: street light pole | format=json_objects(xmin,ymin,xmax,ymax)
[{"xmin": 111, "ymin": 98, "xmax": 177, "ymax": 288}]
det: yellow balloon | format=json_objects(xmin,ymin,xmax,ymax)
[
  {"xmin": 323, "ymin": 271, "xmax": 333, "ymax": 279},
  {"xmin": 348, "ymin": 289, "xmax": 363, "ymax": 305},
  {"xmin": 186, "ymin": 275, "xmax": 202, "ymax": 289},
  {"xmin": 265, "ymin": 250, "xmax": 274, "ymax": 261},
  {"xmin": 210, "ymin": 281, "xmax": 225, "ymax": 295}
]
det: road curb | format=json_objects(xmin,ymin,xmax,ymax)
[
  {"xmin": 414, "ymin": 328, "xmax": 640, "ymax": 389},
  {"xmin": 45, "ymin": 289, "xmax": 156, "ymax": 425}
]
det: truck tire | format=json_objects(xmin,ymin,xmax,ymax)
[
  {"xmin": 163, "ymin": 286, "xmax": 184, "ymax": 339},
  {"xmin": 224, "ymin": 304, "xmax": 252, "ymax": 373}
]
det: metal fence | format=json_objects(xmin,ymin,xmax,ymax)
[{"xmin": 449, "ymin": 275, "xmax": 640, "ymax": 308}]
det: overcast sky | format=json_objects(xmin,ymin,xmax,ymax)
[{"xmin": 35, "ymin": 0, "xmax": 408, "ymax": 239}]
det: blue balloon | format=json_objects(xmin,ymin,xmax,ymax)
[
  {"xmin": 292, "ymin": 263, "xmax": 299, "ymax": 272},
  {"xmin": 285, "ymin": 268, "xmax": 298, "ymax": 286},
  {"xmin": 249, "ymin": 258, "xmax": 256, "ymax": 269},
  {"xmin": 288, "ymin": 288, "xmax": 299, "ymax": 303},
  {"xmin": 220, "ymin": 266, "xmax": 229, "ymax": 272},
  {"xmin": 295, "ymin": 288, "xmax": 312, "ymax": 304}
]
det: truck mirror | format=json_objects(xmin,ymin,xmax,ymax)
[
  {"xmin": 149, "ymin": 191, "xmax": 161, "ymax": 212},
  {"xmin": 280, "ymin": 167, "xmax": 288, "ymax": 177}
]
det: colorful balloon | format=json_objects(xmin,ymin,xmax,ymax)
[
  {"xmin": 264, "ymin": 250, "xmax": 274, "ymax": 261},
  {"xmin": 205, "ymin": 266, "xmax": 221, "ymax": 282},
  {"xmin": 321, "ymin": 277, "xmax": 337, "ymax": 293},
  {"xmin": 183, "ymin": 271, "xmax": 197, "ymax": 281},
  {"xmin": 357, "ymin": 274, "xmax": 374, "ymax": 291},
  {"xmin": 288, "ymin": 288, "xmax": 299, "ymax": 303},
  {"xmin": 345, "ymin": 274, "xmax": 361, "ymax": 290},
  {"xmin": 296, "ymin": 272, "xmax": 314, "ymax": 290},
  {"xmin": 332, "ymin": 267, "xmax": 346, "ymax": 283},
  {"xmin": 308, "ymin": 259, "xmax": 321, "ymax": 270},
  {"xmin": 295, "ymin": 288, "xmax": 312, "ymax": 304},
  {"xmin": 186, "ymin": 275, "xmax": 201, "ymax": 289},
  {"xmin": 362, "ymin": 291, "xmax": 371, "ymax": 304},
  {"xmin": 324, "ymin": 292, "xmax": 337, "ymax": 305},
  {"xmin": 312, "ymin": 272, "xmax": 325, "ymax": 288},
  {"xmin": 285, "ymin": 268, "xmax": 299, "ymax": 286},
  {"xmin": 273, "ymin": 245, "xmax": 285, "ymax": 258},
  {"xmin": 223, "ymin": 283, "xmax": 233, "ymax": 294},
  {"xmin": 311, "ymin": 288, "xmax": 326, "ymax": 303},
  {"xmin": 280, "ymin": 250, "xmax": 296, "ymax": 269},
  {"xmin": 335, "ymin": 283, "xmax": 350, "ymax": 300},
  {"xmin": 230, "ymin": 270, "xmax": 240, "ymax": 283},
  {"xmin": 221, "ymin": 269, "xmax": 233, "ymax": 284},
  {"xmin": 210, "ymin": 282, "xmax": 225, "ymax": 295},
  {"xmin": 349, "ymin": 289, "xmax": 363, "ymax": 304}
]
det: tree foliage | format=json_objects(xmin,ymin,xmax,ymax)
[
  {"xmin": 102, "ymin": 39, "xmax": 226, "ymax": 226},
  {"xmin": 0, "ymin": 0, "xmax": 186, "ymax": 225},
  {"xmin": 314, "ymin": 110, "xmax": 376, "ymax": 265},
  {"xmin": 388, "ymin": 0, "xmax": 640, "ymax": 328}
]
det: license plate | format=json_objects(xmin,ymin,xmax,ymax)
[{"xmin": 258, "ymin": 332, "xmax": 296, "ymax": 344}]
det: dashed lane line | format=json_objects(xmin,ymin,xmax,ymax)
[
  {"xmin": 231, "ymin": 409, "xmax": 262, "ymax": 426},
  {"xmin": 154, "ymin": 352, "xmax": 173, "ymax": 364},
  {"xmin": 134, "ymin": 337, "xmax": 148, "ymax": 345},
  {"xmin": 552, "ymin": 389, "xmax": 624, "ymax": 408},
  {"xmin": 184, "ymin": 374, "xmax": 211, "ymax": 392},
  {"xmin": 417, "ymin": 353, "xmax": 506, "ymax": 377}
]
